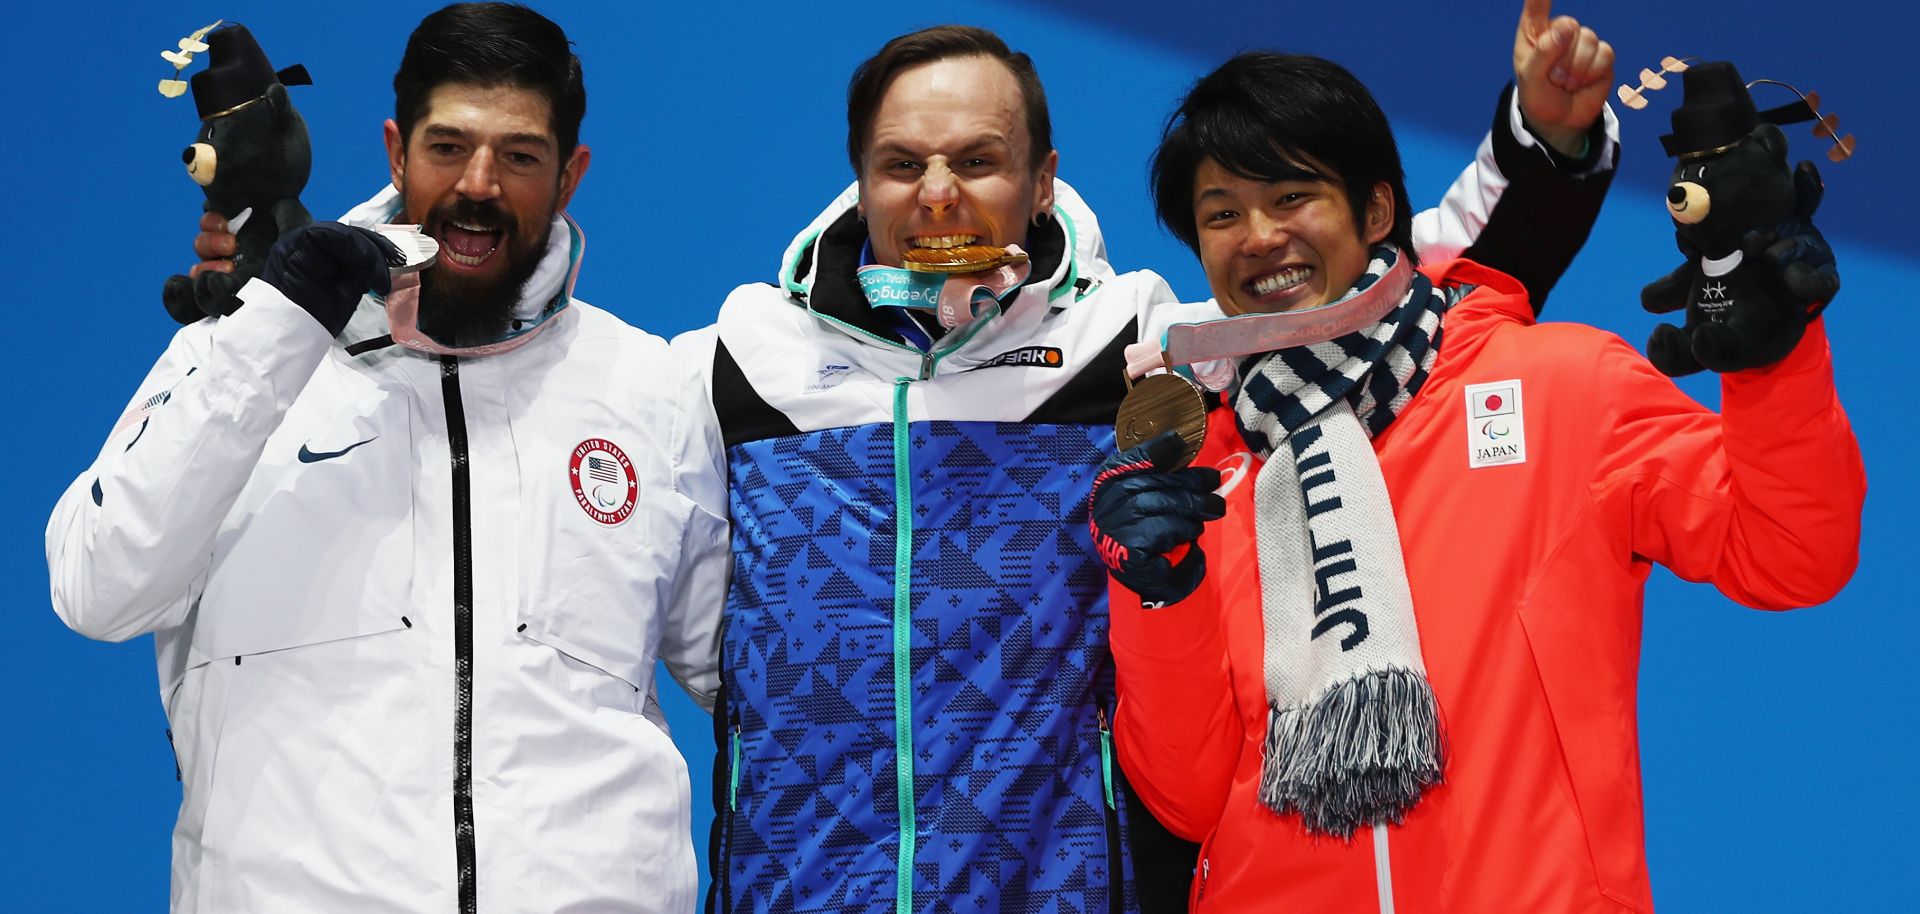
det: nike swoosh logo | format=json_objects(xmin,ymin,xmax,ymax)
[{"xmin": 298, "ymin": 436, "xmax": 379, "ymax": 463}]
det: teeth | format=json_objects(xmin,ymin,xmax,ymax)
[
  {"xmin": 443, "ymin": 242, "xmax": 497, "ymax": 268},
  {"xmin": 1251, "ymin": 267, "xmax": 1311, "ymax": 297},
  {"xmin": 451, "ymin": 221, "xmax": 496, "ymax": 233},
  {"xmin": 912, "ymin": 234, "xmax": 982, "ymax": 249}
]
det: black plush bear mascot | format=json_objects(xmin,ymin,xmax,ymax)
[
  {"xmin": 160, "ymin": 24, "xmax": 313, "ymax": 325},
  {"xmin": 1642, "ymin": 61, "xmax": 1840, "ymax": 376}
]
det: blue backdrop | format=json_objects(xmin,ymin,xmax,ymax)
[{"xmin": 8, "ymin": 1, "xmax": 1913, "ymax": 909}]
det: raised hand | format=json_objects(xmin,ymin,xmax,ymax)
[
  {"xmin": 259, "ymin": 222, "xmax": 400, "ymax": 337},
  {"xmin": 1513, "ymin": 0, "xmax": 1615, "ymax": 158}
]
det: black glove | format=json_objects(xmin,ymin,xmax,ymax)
[
  {"xmin": 1089, "ymin": 431, "xmax": 1226, "ymax": 608},
  {"xmin": 260, "ymin": 222, "xmax": 400, "ymax": 337}
]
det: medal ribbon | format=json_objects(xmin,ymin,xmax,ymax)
[
  {"xmin": 856, "ymin": 245, "xmax": 1032, "ymax": 330},
  {"xmin": 1124, "ymin": 253, "xmax": 1416, "ymax": 390}
]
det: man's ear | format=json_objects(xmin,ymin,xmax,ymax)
[
  {"xmin": 383, "ymin": 119, "xmax": 406, "ymax": 191},
  {"xmin": 1033, "ymin": 148, "xmax": 1060, "ymax": 217},
  {"xmin": 854, "ymin": 158, "xmax": 869, "ymax": 221},
  {"xmin": 555, "ymin": 143, "xmax": 591, "ymax": 211},
  {"xmin": 1363, "ymin": 180, "xmax": 1395, "ymax": 245}
]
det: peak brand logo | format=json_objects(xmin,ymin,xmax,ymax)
[
  {"xmin": 1464, "ymin": 380, "xmax": 1527, "ymax": 469},
  {"xmin": 971, "ymin": 346, "xmax": 1065, "ymax": 371}
]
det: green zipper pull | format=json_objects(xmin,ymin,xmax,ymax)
[
  {"xmin": 729, "ymin": 725, "xmax": 742, "ymax": 812},
  {"xmin": 1097, "ymin": 708, "xmax": 1116, "ymax": 811}
]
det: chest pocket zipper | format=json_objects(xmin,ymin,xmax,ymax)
[
  {"xmin": 729, "ymin": 725, "xmax": 743, "ymax": 811},
  {"xmin": 722, "ymin": 722, "xmax": 742, "ymax": 914}
]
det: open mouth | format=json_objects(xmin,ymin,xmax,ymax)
[
  {"xmin": 1246, "ymin": 265, "xmax": 1312, "ymax": 300},
  {"xmin": 437, "ymin": 220, "xmax": 504, "ymax": 268}
]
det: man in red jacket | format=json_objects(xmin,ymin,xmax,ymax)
[{"xmin": 1090, "ymin": 48, "xmax": 1862, "ymax": 913}]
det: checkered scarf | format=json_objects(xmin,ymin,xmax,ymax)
[{"xmin": 1231, "ymin": 245, "xmax": 1459, "ymax": 837}]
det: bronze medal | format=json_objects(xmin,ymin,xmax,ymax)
[{"xmin": 1115, "ymin": 372, "xmax": 1209, "ymax": 468}]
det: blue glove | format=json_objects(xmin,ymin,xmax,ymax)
[
  {"xmin": 260, "ymin": 222, "xmax": 400, "ymax": 337},
  {"xmin": 1089, "ymin": 430, "xmax": 1226, "ymax": 608}
]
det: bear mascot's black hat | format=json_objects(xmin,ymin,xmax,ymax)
[
  {"xmin": 1659, "ymin": 61, "xmax": 1815, "ymax": 159},
  {"xmin": 187, "ymin": 24, "xmax": 311, "ymax": 119}
]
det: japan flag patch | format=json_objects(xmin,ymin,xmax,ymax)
[{"xmin": 1464, "ymin": 380, "xmax": 1527, "ymax": 469}]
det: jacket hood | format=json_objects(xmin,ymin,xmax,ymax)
[{"xmin": 773, "ymin": 178, "xmax": 1118, "ymax": 342}]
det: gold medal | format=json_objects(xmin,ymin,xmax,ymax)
[
  {"xmin": 1115, "ymin": 372, "xmax": 1209, "ymax": 468},
  {"xmin": 901, "ymin": 244, "xmax": 1030, "ymax": 274}
]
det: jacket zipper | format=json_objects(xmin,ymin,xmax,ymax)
[
  {"xmin": 1097, "ymin": 708, "xmax": 1122, "ymax": 914},
  {"xmin": 889, "ymin": 377, "xmax": 917, "ymax": 914},
  {"xmin": 442, "ymin": 356, "xmax": 479, "ymax": 914}
]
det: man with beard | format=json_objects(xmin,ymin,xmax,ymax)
[
  {"xmin": 681, "ymin": 3, "xmax": 1618, "ymax": 910},
  {"xmin": 46, "ymin": 4, "xmax": 726, "ymax": 912}
]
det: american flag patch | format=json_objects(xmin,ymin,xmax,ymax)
[
  {"xmin": 110, "ymin": 383, "xmax": 181, "ymax": 439},
  {"xmin": 587, "ymin": 455, "xmax": 620, "ymax": 484}
]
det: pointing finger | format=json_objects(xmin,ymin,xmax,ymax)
[{"xmin": 1519, "ymin": 0, "xmax": 1553, "ymax": 39}]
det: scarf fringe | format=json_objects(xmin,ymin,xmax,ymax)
[{"xmin": 1258, "ymin": 667, "xmax": 1447, "ymax": 838}]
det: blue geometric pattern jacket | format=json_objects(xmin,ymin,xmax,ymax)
[{"xmin": 679, "ymin": 180, "xmax": 1177, "ymax": 914}]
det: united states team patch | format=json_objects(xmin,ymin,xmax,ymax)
[
  {"xmin": 1464, "ymin": 380, "xmax": 1527, "ymax": 469},
  {"xmin": 569, "ymin": 438, "xmax": 638, "ymax": 525}
]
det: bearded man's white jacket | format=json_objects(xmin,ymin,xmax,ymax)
[{"xmin": 46, "ymin": 185, "xmax": 728, "ymax": 914}]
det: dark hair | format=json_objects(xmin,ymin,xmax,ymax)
[
  {"xmin": 845, "ymin": 25, "xmax": 1052, "ymax": 173},
  {"xmin": 1151, "ymin": 52, "xmax": 1414, "ymax": 262},
  {"xmin": 393, "ymin": 3, "xmax": 587, "ymax": 157}
]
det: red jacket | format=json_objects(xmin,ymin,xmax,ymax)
[{"xmin": 1110, "ymin": 260, "xmax": 1864, "ymax": 912}]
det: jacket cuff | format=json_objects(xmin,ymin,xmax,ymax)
[
  {"xmin": 1724, "ymin": 318, "xmax": 1833, "ymax": 386},
  {"xmin": 1504, "ymin": 82, "xmax": 1619, "ymax": 179},
  {"xmin": 1110, "ymin": 582, "xmax": 1228, "ymax": 666}
]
